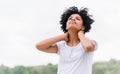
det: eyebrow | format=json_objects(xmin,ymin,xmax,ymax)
[{"xmin": 69, "ymin": 16, "xmax": 81, "ymax": 19}]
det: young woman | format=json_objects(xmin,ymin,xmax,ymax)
[{"xmin": 36, "ymin": 6, "xmax": 97, "ymax": 74}]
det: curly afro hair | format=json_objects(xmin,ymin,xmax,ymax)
[{"xmin": 60, "ymin": 6, "xmax": 94, "ymax": 33}]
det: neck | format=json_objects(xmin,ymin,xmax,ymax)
[{"xmin": 67, "ymin": 30, "xmax": 80, "ymax": 45}]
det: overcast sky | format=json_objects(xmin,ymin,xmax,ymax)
[{"xmin": 0, "ymin": 0, "xmax": 120, "ymax": 67}]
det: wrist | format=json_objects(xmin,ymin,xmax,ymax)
[{"xmin": 78, "ymin": 31, "xmax": 85, "ymax": 38}]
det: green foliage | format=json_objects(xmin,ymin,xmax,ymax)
[
  {"xmin": 0, "ymin": 59, "xmax": 120, "ymax": 74},
  {"xmin": 0, "ymin": 63, "xmax": 57, "ymax": 74},
  {"xmin": 92, "ymin": 59, "xmax": 120, "ymax": 74}
]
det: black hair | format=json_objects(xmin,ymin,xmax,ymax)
[{"xmin": 60, "ymin": 6, "xmax": 94, "ymax": 33}]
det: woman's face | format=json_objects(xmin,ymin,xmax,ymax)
[{"xmin": 66, "ymin": 14, "xmax": 84, "ymax": 31}]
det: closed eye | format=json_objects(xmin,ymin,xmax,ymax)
[
  {"xmin": 76, "ymin": 17, "xmax": 80, "ymax": 20},
  {"xmin": 68, "ymin": 16, "xmax": 81, "ymax": 21},
  {"xmin": 68, "ymin": 17, "xmax": 72, "ymax": 20}
]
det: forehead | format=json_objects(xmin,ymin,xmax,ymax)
[{"xmin": 69, "ymin": 14, "xmax": 81, "ymax": 18}]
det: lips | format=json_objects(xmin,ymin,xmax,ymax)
[{"xmin": 69, "ymin": 22, "xmax": 76, "ymax": 25}]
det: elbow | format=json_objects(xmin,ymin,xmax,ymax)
[
  {"xmin": 84, "ymin": 45, "xmax": 94, "ymax": 52},
  {"xmin": 35, "ymin": 43, "xmax": 43, "ymax": 51},
  {"xmin": 84, "ymin": 40, "xmax": 96, "ymax": 52},
  {"xmin": 35, "ymin": 43, "xmax": 40, "ymax": 50}
]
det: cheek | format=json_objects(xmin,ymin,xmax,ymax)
[
  {"xmin": 66, "ymin": 21, "xmax": 69, "ymax": 29},
  {"xmin": 77, "ymin": 23, "xmax": 83, "ymax": 29}
]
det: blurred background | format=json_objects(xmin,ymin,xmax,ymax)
[{"xmin": 0, "ymin": 0, "xmax": 120, "ymax": 74}]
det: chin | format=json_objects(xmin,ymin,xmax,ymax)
[{"xmin": 67, "ymin": 26, "xmax": 78, "ymax": 30}]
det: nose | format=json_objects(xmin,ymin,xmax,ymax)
[{"xmin": 71, "ymin": 18, "xmax": 75, "ymax": 21}]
